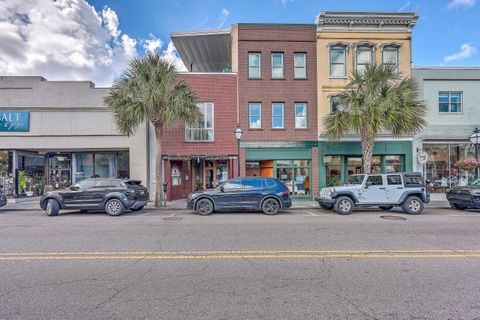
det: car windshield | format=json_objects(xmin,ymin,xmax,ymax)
[
  {"xmin": 470, "ymin": 179, "xmax": 480, "ymax": 186},
  {"xmin": 346, "ymin": 175, "xmax": 365, "ymax": 185}
]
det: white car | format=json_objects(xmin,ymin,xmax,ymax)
[{"xmin": 316, "ymin": 172, "xmax": 430, "ymax": 215}]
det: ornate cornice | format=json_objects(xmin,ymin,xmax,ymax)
[{"xmin": 316, "ymin": 11, "xmax": 419, "ymax": 32}]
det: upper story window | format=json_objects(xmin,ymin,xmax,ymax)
[
  {"xmin": 272, "ymin": 103, "xmax": 284, "ymax": 128},
  {"xmin": 185, "ymin": 102, "xmax": 214, "ymax": 141},
  {"xmin": 356, "ymin": 46, "xmax": 373, "ymax": 74},
  {"xmin": 382, "ymin": 45, "xmax": 399, "ymax": 73},
  {"xmin": 330, "ymin": 96, "xmax": 343, "ymax": 112},
  {"xmin": 271, "ymin": 53, "xmax": 284, "ymax": 78},
  {"xmin": 248, "ymin": 52, "xmax": 261, "ymax": 78},
  {"xmin": 330, "ymin": 46, "xmax": 347, "ymax": 78},
  {"xmin": 439, "ymin": 92, "xmax": 462, "ymax": 113},
  {"xmin": 249, "ymin": 103, "xmax": 262, "ymax": 128},
  {"xmin": 295, "ymin": 103, "xmax": 307, "ymax": 128},
  {"xmin": 294, "ymin": 53, "xmax": 307, "ymax": 78}
]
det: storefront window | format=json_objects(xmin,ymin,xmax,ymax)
[
  {"xmin": 347, "ymin": 157, "xmax": 363, "ymax": 175},
  {"xmin": 19, "ymin": 154, "xmax": 45, "ymax": 196},
  {"xmin": 425, "ymin": 143, "xmax": 476, "ymax": 192},
  {"xmin": 276, "ymin": 160, "xmax": 310, "ymax": 196},
  {"xmin": 73, "ymin": 153, "xmax": 94, "ymax": 182},
  {"xmin": 385, "ymin": 155, "xmax": 403, "ymax": 173},
  {"xmin": 94, "ymin": 153, "xmax": 117, "ymax": 178},
  {"xmin": 193, "ymin": 159, "xmax": 203, "ymax": 191},
  {"xmin": 117, "ymin": 152, "xmax": 129, "ymax": 179},
  {"xmin": 215, "ymin": 160, "xmax": 228, "ymax": 185},
  {"xmin": 371, "ymin": 156, "xmax": 382, "ymax": 173},
  {"xmin": 49, "ymin": 154, "xmax": 71, "ymax": 190},
  {"xmin": 326, "ymin": 156, "xmax": 341, "ymax": 187}
]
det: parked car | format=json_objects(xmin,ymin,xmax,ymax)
[
  {"xmin": 39, "ymin": 178, "xmax": 149, "ymax": 216},
  {"xmin": 0, "ymin": 189, "xmax": 7, "ymax": 208},
  {"xmin": 446, "ymin": 179, "xmax": 480, "ymax": 210},
  {"xmin": 316, "ymin": 172, "xmax": 430, "ymax": 215},
  {"xmin": 187, "ymin": 177, "xmax": 292, "ymax": 215}
]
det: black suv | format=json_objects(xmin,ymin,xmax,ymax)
[
  {"xmin": 446, "ymin": 178, "xmax": 480, "ymax": 210},
  {"xmin": 187, "ymin": 177, "xmax": 292, "ymax": 215},
  {"xmin": 40, "ymin": 178, "xmax": 149, "ymax": 216}
]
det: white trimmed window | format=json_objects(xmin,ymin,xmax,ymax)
[
  {"xmin": 330, "ymin": 46, "xmax": 347, "ymax": 77},
  {"xmin": 330, "ymin": 96, "xmax": 343, "ymax": 112},
  {"xmin": 356, "ymin": 46, "xmax": 373, "ymax": 74},
  {"xmin": 439, "ymin": 92, "xmax": 462, "ymax": 113},
  {"xmin": 295, "ymin": 103, "xmax": 307, "ymax": 128},
  {"xmin": 249, "ymin": 103, "xmax": 262, "ymax": 128},
  {"xmin": 382, "ymin": 46, "xmax": 399, "ymax": 73},
  {"xmin": 271, "ymin": 53, "xmax": 284, "ymax": 78},
  {"xmin": 272, "ymin": 103, "xmax": 284, "ymax": 128},
  {"xmin": 294, "ymin": 53, "xmax": 307, "ymax": 78},
  {"xmin": 248, "ymin": 52, "xmax": 261, "ymax": 78},
  {"xmin": 185, "ymin": 102, "xmax": 214, "ymax": 141}
]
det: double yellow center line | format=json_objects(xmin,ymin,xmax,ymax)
[{"xmin": 1, "ymin": 249, "xmax": 480, "ymax": 260}]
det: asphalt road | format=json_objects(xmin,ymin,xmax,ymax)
[{"xmin": 1, "ymin": 207, "xmax": 480, "ymax": 320}]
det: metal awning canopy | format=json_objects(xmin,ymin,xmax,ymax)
[{"xmin": 170, "ymin": 29, "xmax": 231, "ymax": 72}]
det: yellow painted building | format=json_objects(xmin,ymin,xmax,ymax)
[{"xmin": 315, "ymin": 12, "xmax": 419, "ymax": 187}]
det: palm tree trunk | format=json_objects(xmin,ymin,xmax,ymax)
[
  {"xmin": 360, "ymin": 127, "xmax": 374, "ymax": 174},
  {"xmin": 154, "ymin": 126, "xmax": 163, "ymax": 207}
]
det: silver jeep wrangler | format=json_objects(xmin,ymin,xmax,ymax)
[{"xmin": 316, "ymin": 172, "xmax": 430, "ymax": 215}]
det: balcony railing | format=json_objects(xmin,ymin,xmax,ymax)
[{"xmin": 185, "ymin": 128, "xmax": 214, "ymax": 142}]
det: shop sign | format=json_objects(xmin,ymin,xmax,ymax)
[
  {"xmin": 0, "ymin": 112, "xmax": 29, "ymax": 132},
  {"xmin": 417, "ymin": 151, "xmax": 428, "ymax": 164}
]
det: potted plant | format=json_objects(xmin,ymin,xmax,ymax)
[
  {"xmin": 456, "ymin": 158, "xmax": 479, "ymax": 171},
  {"xmin": 17, "ymin": 170, "xmax": 27, "ymax": 196}
]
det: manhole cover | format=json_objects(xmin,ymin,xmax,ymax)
[
  {"xmin": 380, "ymin": 215, "xmax": 407, "ymax": 221},
  {"xmin": 163, "ymin": 217, "xmax": 183, "ymax": 221}
]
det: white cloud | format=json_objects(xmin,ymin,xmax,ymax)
[
  {"xmin": 398, "ymin": 1, "xmax": 411, "ymax": 11},
  {"xmin": 161, "ymin": 41, "xmax": 187, "ymax": 72},
  {"xmin": 142, "ymin": 33, "xmax": 163, "ymax": 53},
  {"xmin": 217, "ymin": 8, "xmax": 229, "ymax": 28},
  {"xmin": 280, "ymin": 0, "xmax": 294, "ymax": 8},
  {"xmin": 444, "ymin": 43, "xmax": 477, "ymax": 62},
  {"xmin": 0, "ymin": 0, "xmax": 187, "ymax": 86},
  {"xmin": 447, "ymin": 0, "xmax": 476, "ymax": 9}
]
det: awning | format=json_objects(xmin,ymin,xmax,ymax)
[{"xmin": 170, "ymin": 29, "xmax": 231, "ymax": 72}]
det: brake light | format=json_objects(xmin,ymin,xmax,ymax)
[{"xmin": 283, "ymin": 189, "xmax": 290, "ymax": 195}]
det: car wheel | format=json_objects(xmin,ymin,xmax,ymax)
[
  {"xmin": 262, "ymin": 198, "xmax": 281, "ymax": 215},
  {"xmin": 131, "ymin": 206, "xmax": 145, "ymax": 212},
  {"xmin": 334, "ymin": 197, "xmax": 354, "ymax": 215},
  {"xmin": 402, "ymin": 196, "xmax": 424, "ymax": 215},
  {"xmin": 195, "ymin": 198, "xmax": 214, "ymax": 215},
  {"xmin": 105, "ymin": 199, "xmax": 125, "ymax": 216},
  {"xmin": 379, "ymin": 206, "xmax": 393, "ymax": 211},
  {"xmin": 450, "ymin": 202, "xmax": 467, "ymax": 210},
  {"xmin": 319, "ymin": 204, "xmax": 333, "ymax": 210},
  {"xmin": 45, "ymin": 199, "xmax": 59, "ymax": 216}
]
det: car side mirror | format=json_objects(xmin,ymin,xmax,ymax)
[
  {"xmin": 220, "ymin": 186, "xmax": 224, "ymax": 193},
  {"xmin": 365, "ymin": 181, "xmax": 372, "ymax": 188},
  {"xmin": 425, "ymin": 179, "xmax": 431, "ymax": 184}
]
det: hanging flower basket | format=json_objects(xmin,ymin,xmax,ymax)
[{"xmin": 456, "ymin": 158, "xmax": 479, "ymax": 171}]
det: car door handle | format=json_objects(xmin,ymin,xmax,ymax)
[
  {"xmin": 379, "ymin": 187, "xmax": 386, "ymax": 190},
  {"xmin": 396, "ymin": 187, "xmax": 404, "ymax": 189}
]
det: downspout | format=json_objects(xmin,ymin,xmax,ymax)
[{"xmin": 146, "ymin": 122, "xmax": 151, "ymax": 192}]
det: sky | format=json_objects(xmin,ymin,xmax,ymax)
[{"xmin": 0, "ymin": 0, "xmax": 479, "ymax": 86}]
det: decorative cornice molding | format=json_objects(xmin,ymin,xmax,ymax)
[{"xmin": 316, "ymin": 11, "xmax": 418, "ymax": 32}]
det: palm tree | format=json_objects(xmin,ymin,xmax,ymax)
[
  {"xmin": 105, "ymin": 52, "xmax": 200, "ymax": 207},
  {"xmin": 323, "ymin": 64, "xmax": 426, "ymax": 174}
]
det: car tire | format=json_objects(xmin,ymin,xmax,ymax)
[
  {"xmin": 334, "ymin": 196, "xmax": 354, "ymax": 215},
  {"xmin": 450, "ymin": 202, "xmax": 467, "ymax": 210},
  {"xmin": 195, "ymin": 198, "xmax": 214, "ymax": 215},
  {"xmin": 45, "ymin": 199, "xmax": 60, "ymax": 216},
  {"xmin": 402, "ymin": 196, "xmax": 424, "ymax": 215},
  {"xmin": 131, "ymin": 206, "xmax": 145, "ymax": 212},
  {"xmin": 105, "ymin": 199, "xmax": 125, "ymax": 216},
  {"xmin": 262, "ymin": 198, "xmax": 281, "ymax": 215},
  {"xmin": 319, "ymin": 204, "xmax": 333, "ymax": 210},
  {"xmin": 379, "ymin": 206, "xmax": 394, "ymax": 211}
]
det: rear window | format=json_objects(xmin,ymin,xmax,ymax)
[
  {"xmin": 244, "ymin": 179, "xmax": 265, "ymax": 189},
  {"xmin": 265, "ymin": 179, "xmax": 277, "ymax": 188},
  {"xmin": 403, "ymin": 174, "xmax": 424, "ymax": 187}
]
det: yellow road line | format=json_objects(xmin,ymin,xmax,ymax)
[
  {"xmin": 2, "ymin": 253, "xmax": 480, "ymax": 260},
  {"xmin": 2, "ymin": 249, "xmax": 480, "ymax": 256}
]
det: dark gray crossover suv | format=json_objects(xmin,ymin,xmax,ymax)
[
  {"xmin": 187, "ymin": 177, "xmax": 292, "ymax": 215},
  {"xmin": 40, "ymin": 178, "xmax": 149, "ymax": 216}
]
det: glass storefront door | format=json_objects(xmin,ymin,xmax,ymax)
[
  {"xmin": 275, "ymin": 160, "xmax": 311, "ymax": 197},
  {"xmin": 48, "ymin": 154, "xmax": 71, "ymax": 190}
]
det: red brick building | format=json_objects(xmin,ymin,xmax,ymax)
[{"xmin": 161, "ymin": 73, "xmax": 238, "ymax": 200}]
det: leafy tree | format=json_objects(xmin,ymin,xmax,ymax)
[
  {"xmin": 323, "ymin": 64, "xmax": 426, "ymax": 174},
  {"xmin": 105, "ymin": 52, "xmax": 200, "ymax": 206}
]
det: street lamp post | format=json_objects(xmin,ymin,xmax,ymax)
[
  {"xmin": 234, "ymin": 123, "xmax": 243, "ymax": 177},
  {"xmin": 470, "ymin": 127, "xmax": 480, "ymax": 179}
]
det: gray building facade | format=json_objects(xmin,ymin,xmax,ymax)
[
  {"xmin": 413, "ymin": 68, "xmax": 480, "ymax": 194},
  {"xmin": 0, "ymin": 76, "xmax": 150, "ymax": 198}
]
